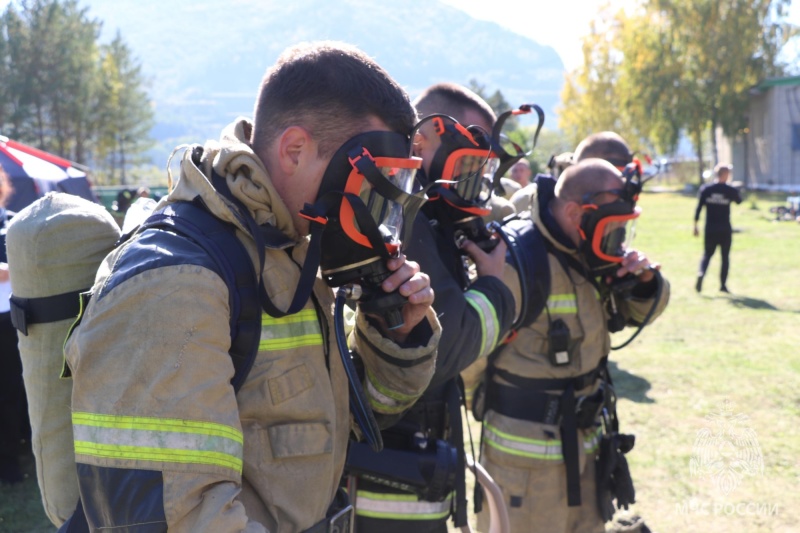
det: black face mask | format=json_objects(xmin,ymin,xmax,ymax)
[
  {"xmin": 577, "ymin": 163, "xmax": 643, "ymax": 277},
  {"xmin": 300, "ymin": 130, "xmax": 426, "ymax": 327}
]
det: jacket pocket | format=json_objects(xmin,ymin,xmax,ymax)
[
  {"xmin": 268, "ymin": 363, "xmax": 313, "ymax": 406},
  {"xmin": 268, "ymin": 422, "xmax": 332, "ymax": 459}
]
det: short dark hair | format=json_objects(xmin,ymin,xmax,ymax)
[
  {"xmin": 251, "ymin": 41, "xmax": 416, "ymax": 158},
  {"xmin": 413, "ymin": 83, "xmax": 496, "ymax": 129},
  {"xmin": 574, "ymin": 131, "xmax": 632, "ymax": 168}
]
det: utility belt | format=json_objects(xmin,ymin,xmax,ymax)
[
  {"xmin": 305, "ymin": 488, "xmax": 354, "ymax": 533},
  {"xmin": 481, "ymin": 362, "xmax": 612, "ymax": 509},
  {"xmin": 485, "ymin": 380, "xmax": 606, "ymax": 429},
  {"xmin": 344, "ymin": 379, "xmax": 469, "ymax": 526},
  {"xmin": 400, "ymin": 399, "xmax": 448, "ymax": 440},
  {"xmin": 345, "ymin": 434, "xmax": 459, "ymax": 503}
]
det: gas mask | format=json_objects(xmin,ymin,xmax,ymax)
[
  {"xmin": 578, "ymin": 162, "xmax": 643, "ymax": 278},
  {"xmin": 301, "ymin": 130, "xmax": 426, "ymax": 329},
  {"xmin": 298, "ymin": 130, "xmax": 425, "ymax": 453},
  {"xmin": 415, "ymin": 114, "xmax": 500, "ymax": 253}
]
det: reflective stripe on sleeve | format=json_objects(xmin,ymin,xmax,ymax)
[
  {"xmin": 484, "ymin": 422, "xmax": 603, "ymax": 460},
  {"xmin": 72, "ymin": 412, "xmax": 243, "ymax": 473},
  {"xmin": 365, "ymin": 369, "xmax": 417, "ymax": 415},
  {"xmin": 547, "ymin": 293, "xmax": 577, "ymax": 314},
  {"xmin": 355, "ymin": 490, "xmax": 453, "ymax": 520},
  {"xmin": 464, "ymin": 289, "xmax": 500, "ymax": 359},
  {"xmin": 260, "ymin": 309, "xmax": 322, "ymax": 351}
]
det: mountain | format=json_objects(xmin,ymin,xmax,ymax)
[{"xmin": 83, "ymin": 0, "xmax": 565, "ymax": 162}]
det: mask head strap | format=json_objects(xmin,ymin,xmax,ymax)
[{"xmin": 490, "ymin": 104, "xmax": 545, "ymax": 192}]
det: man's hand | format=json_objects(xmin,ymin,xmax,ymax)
[
  {"xmin": 460, "ymin": 237, "xmax": 507, "ymax": 279},
  {"xmin": 693, "ymin": 224, "xmax": 699, "ymax": 237},
  {"xmin": 376, "ymin": 253, "xmax": 434, "ymax": 343},
  {"xmin": 616, "ymin": 249, "xmax": 660, "ymax": 283}
]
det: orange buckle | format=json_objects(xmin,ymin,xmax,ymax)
[
  {"xmin": 348, "ymin": 147, "xmax": 375, "ymax": 168},
  {"xmin": 299, "ymin": 212, "xmax": 328, "ymax": 225},
  {"xmin": 503, "ymin": 329, "xmax": 519, "ymax": 344},
  {"xmin": 433, "ymin": 117, "xmax": 446, "ymax": 136}
]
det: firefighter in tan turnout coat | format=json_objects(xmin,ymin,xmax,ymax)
[
  {"xmin": 476, "ymin": 159, "xmax": 670, "ymax": 533},
  {"xmin": 61, "ymin": 42, "xmax": 440, "ymax": 533}
]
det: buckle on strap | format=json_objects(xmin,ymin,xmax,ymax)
[
  {"xmin": 9, "ymin": 297, "xmax": 28, "ymax": 336},
  {"xmin": 327, "ymin": 504, "xmax": 353, "ymax": 533}
]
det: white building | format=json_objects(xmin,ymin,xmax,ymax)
[{"xmin": 725, "ymin": 76, "xmax": 800, "ymax": 192}]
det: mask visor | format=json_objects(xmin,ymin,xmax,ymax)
[
  {"xmin": 590, "ymin": 207, "xmax": 641, "ymax": 263},
  {"xmin": 444, "ymin": 148, "xmax": 493, "ymax": 202},
  {"xmin": 341, "ymin": 155, "xmax": 422, "ymax": 253}
]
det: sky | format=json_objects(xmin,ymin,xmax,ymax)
[
  {"xmin": 0, "ymin": 0, "xmax": 797, "ymax": 71},
  {"xmin": 440, "ymin": 0, "xmax": 800, "ymax": 72}
]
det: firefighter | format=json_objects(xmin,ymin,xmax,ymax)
[
  {"xmin": 347, "ymin": 83, "xmax": 516, "ymax": 532},
  {"xmin": 60, "ymin": 42, "xmax": 440, "ymax": 533},
  {"xmin": 478, "ymin": 159, "xmax": 670, "ymax": 533}
]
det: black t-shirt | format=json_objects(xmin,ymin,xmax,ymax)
[{"xmin": 695, "ymin": 182, "xmax": 742, "ymax": 233}]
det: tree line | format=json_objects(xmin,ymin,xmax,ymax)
[
  {"xmin": 559, "ymin": 0, "xmax": 797, "ymax": 182},
  {"xmin": 0, "ymin": 0, "xmax": 154, "ymax": 184}
]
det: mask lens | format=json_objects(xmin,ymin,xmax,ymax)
[
  {"xmin": 355, "ymin": 162, "xmax": 419, "ymax": 244},
  {"xmin": 592, "ymin": 207, "xmax": 641, "ymax": 262},
  {"xmin": 444, "ymin": 149, "xmax": 492, "ymax": 202}
]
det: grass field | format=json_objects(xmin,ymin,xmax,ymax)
[{"xmin": 2, "ymin": 191, "xmax": 798, "ymax": 533}]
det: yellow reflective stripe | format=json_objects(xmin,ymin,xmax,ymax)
[
  {"xmin": 73, "ymin": 441, "xmax": 242, "ymax": 472},
  {"xmin": 355, "ymin": 490, "xmax": 453, "ymax": 519},
  {"xmin": 465, "ymin": 289, "xmax": 500, "ymax": 358},
  {"xmin": 548, "ymin": 293, "xmax": 576, "ymax": 314},
  {"xmin": 261, "ymin": 308, "xmax": 318, "ymax": 325},
  {"xmin": 72, "ymin": 412, "xmax": 243, "ymax": 474},
  {"xmin": 259, "ymin": 309, "xmax": 322, "ymax": 351},
  {"xmin": 72, "ymin": 412, "xmax": 242, "ymax": 443},
  {"xmin": 584, "ymin": 426, "xmax": 603, "ymax": 454},
  {"xmin": 484, "ymin": 422, "xmax": 603, "ymax": 460},
  {"xmin": 365, "ymin": 370, "xmax": 414, "ymax": 414},
  {"xmin": 484, "ymin": 422, "xmax": 562, "ymax": 460}
]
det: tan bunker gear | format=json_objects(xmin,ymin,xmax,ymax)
[
  {"xmin": 474, "ymin": 178, "xmax": 669, "ymax": 533},
  {"xmin": 64, "ymin": 119, "xmax": 440, "ymax": 533}
]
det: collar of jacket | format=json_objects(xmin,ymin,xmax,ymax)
[
  {"xmin": 166, "ymin": 118, "xmax": 301, "ymax": 244},
  {"xmin": 530, "ymin": 174, "xmax": 580, "ymax": 257}
]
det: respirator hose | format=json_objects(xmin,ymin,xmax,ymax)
[
  {"xmin": 334, "ymin": 287, "xmax": 384, "ymax": 451},
  {"xmin": 611, "ymin": 268, "xmax": 664, "ymax": 350}
]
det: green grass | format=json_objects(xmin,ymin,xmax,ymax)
[{"xmin": 4, "ymin": 191, "xmax": 799, "ymax": 533}]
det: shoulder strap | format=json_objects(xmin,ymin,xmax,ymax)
[
  {"xmin": 497, "ymin": 216, "xmax": 551, "ymax": 331},
  {"xmin": 141, "ymin": 199, "xmax": 261, "ymax": 392}
]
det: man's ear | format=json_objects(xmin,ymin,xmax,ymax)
[
  {"xmin": 412, "ymin": 129, "xmax": 430, "ymax": 157},
  {"xmin": 563, "ymin": 200, "xmax": 585, "ymax": 229},
  {"xmin": 277, "ymin": 126, "xmax": 315, "ymax": 176}
]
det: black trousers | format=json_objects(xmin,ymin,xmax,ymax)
[
  {"xmin": 699, "ymin": 231, "xmax": 732, "ymax": 288},
  {"xmin": 0, "ymin": 312, "xmax": 27, "ymax": 466}
]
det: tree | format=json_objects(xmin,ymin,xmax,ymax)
[
  {"xmin": 0, "ymin": 0, "xmax": 154, "ymax": 183},
  {"xmin": 95, "ymin": 32, "xmax": 154, "ymax": 184},
  {"xmin": 467, "ymin": 79, "xmax": 519, "ymax": 130},
  {"xmin": 559, "ymin": 0, "xmax": 796, "ymax": 183},
  {"xmin": 557, "ymin": 8, "xmax": 641, "ymax": 150}
]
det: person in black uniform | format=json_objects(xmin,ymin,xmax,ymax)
[
  {"xmin": 0, "ymin": 168, "xmax": 27, "ymax": 485},
  {"xmin": 347, "ymin": 83, "xmax": 516, "ymax": 532},
  {"xmin": 694, "ymin": 163, "xmax": 742, "ymax": 293}
]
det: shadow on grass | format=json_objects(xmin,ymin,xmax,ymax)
[
  {"xmin": 608, "ymin": 360, "xmax": 655, "ymax": 404},
  {"xmin": 724, "ymin": 294, "xmax": 779, "ymax": 311}
]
